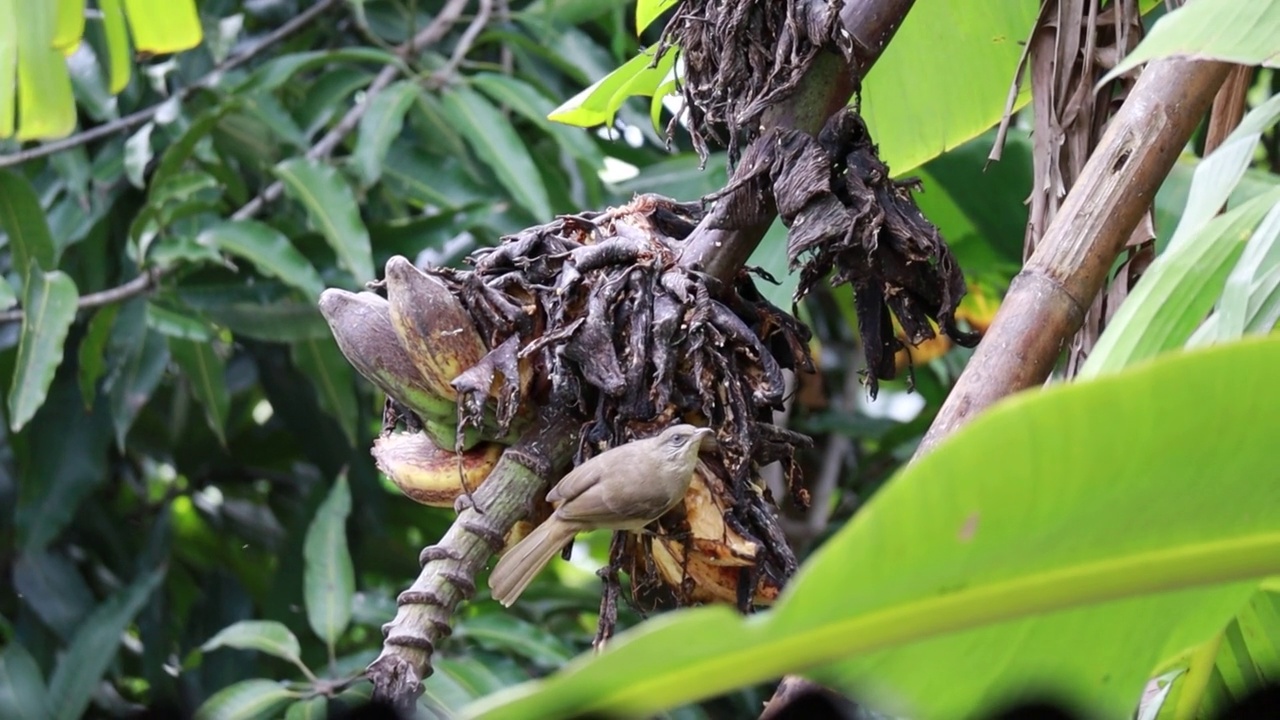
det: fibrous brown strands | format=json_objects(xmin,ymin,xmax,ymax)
[
  {"xmin": 707, "ymin": 108, "xmax": 979, "ymax": 396},
  {"xmin": 419, "ymin": 195, "xmax": 814, "ymax": 629}
]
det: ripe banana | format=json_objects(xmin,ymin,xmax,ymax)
[
  {"xmin": 318, "ymin": 288, "xmax": 458, "ymax": 423},
  {"xmin": 647, "ymin": 466, "xmax": 780, "ymax": 606},
  {"xmin": 373, "ymin": 431, "xmax": 504, "ymax": 507},
  {"xmin": 384, "ymin": 256, "xmax": 489, "ymax": 403}
]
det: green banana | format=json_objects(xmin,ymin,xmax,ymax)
[
  {"xmin": 383, "ymin": 256, "xmax": 489, "ymax": 403},
  {"xmin": 373, "ymin": 431, "xmax": 504, "ymax": 508},
  {"xmin": 318, "ymin": 288, "xmax": 457, "ymax": 423}
]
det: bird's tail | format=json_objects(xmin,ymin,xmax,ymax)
[{"xmin": 488, "ymin": 518, "xmax": 578, "ymax": 607}]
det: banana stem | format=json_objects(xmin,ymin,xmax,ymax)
[{"xmin": 366, "ymin": 408, "xmax": 578, "ymax": 711}]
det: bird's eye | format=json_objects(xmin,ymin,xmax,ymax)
[{"xmin": 668, "ymin": 433, "xmax": 687, "ymax": 446}]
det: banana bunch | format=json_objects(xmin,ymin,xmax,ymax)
[
  {"xmin": 318, "ymin": 256, "xmax": 513, "ymax": 510},
  {"xmin": 645, "ymin": 463, "xmax": 782, "ymax": 606}
]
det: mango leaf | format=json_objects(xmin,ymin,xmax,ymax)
[
  {"xmin": 0, "ymin": 0, "xmax": 16, "ymax": 137},
  {"xmin": 236, "ymin": 48, "xmax": 400, "ymax": 94},
  {"xmin": 0, "ymin": 276, "xmax": 17, "ymax": 310},
  {"xmin": 0, "ymin": 642, "xmax": 49, "ymax": 720},
  {"xmin": 98, "ymin": 0, "xmax": 132, "ymax": 93},
  {"xmin": 0, "ymin": 168, "xmax": 58, "ymax": 287},
  {"xmin": 77, "ymin": 305, "xmax": 119, "ymax": 407},
  {"xmin": 304, "ymin": 476, "xmax": 355, "ymax": 650},
  {"xmin": 290, "ymin": 338, "xmax": 358, "ymax": 446},
  {"xmin": 193, "ymin": 679, "xmax": 297, "ymax": 720},
  {"xmin": 283, "ymin": 697, "xmax": 327, "ymax": 720},
  {"xmin": 201, "ymin": 620, "xmax": 305, "ymax": 667},
  {"xmin": 124, "ymin": 121, "xmax": 155, "ymax": 188},
  {"xmin": 47, "ymin": 568, "xmax": 164, "ymax": 720},
  {"xmin": 196, "ymin": 220, "xmax": 326, "ymax": 300},
  {"xmin": 15, "ymin": 376, "xmax": 113, "ymax": 552},
  {"xmin": 1080, "ymin": 188, "xmax": 1280, "ymax": 379},
  {"xmin": 471, "ymin": 73, "xmax": 602, "ymax": 165},
  {"xmin": 52, "ymin": 0, "xmax": 84, "ymax": 53},
  {"xmin": 352, "ymin": 79, "xmax": 420, "ymax": 188},
  {"xmin": 120, "ymin": 0, "xmax": 201, "ymax": 54},
  {"xmin": 8, "ymin": 269, "xmax": 79, "ymax": 432},
  {"xmin": 463, "ymin": 336, "xmax": 1280, "ymax": 720},
  {"xmin": 105, "ymin": 315, "xmax": 169, "ymax": 449},
  {"xmin": 442, "ymin": 87, "xmax": 552, "ymax": 220},
  {"xmin": 169, "ymin": 337, "xmax": 230, "ymax": 445},
  {"xmin": 11, "ymin": 0, "xmax": 75, "ymax": 140},
  {"xmin": 274, "ymin": 158, "xmax": 374, "ymax": 284},
  {"xmin": 12, "ymin": 548, "xmax": 96, "ymax": 640},
  {"xmin": 1103, "ymin": 0, "xmax": 1280, "ymax": 85}
]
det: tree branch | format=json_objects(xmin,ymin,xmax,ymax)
[
  {"xmin": 915, "ymin": 57, "xmax": 1231, "ymax": 455},
  {"xmin": 680, "ymin": 0, "xmax": 918, "ymax": 285},
  {"xmin": 366, "ymin": 409, "xmax": 578, "ymax": 713},
  {"xmin": 0, "ymin": 0, "xmax": 343, "ymax": 169}
]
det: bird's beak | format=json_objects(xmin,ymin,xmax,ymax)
[{"xmin": 695, "ymin": 428, "xmax": 717, "ymax": 451}]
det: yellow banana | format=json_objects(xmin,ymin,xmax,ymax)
[
  {"xmin": 383, "ymin": 256, "xmax": 489, "ymax": 403},
  {"xmin": 372, "ymin": 431, "xmax": 504, "ymax": 507},
  {"xmin": 318, "ymin": 289, "xmax": 457, "ymax": 423}
]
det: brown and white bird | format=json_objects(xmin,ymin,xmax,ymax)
[{"xmin": 488, "ymin": 424, "xmax": 714, "ymax": 607}]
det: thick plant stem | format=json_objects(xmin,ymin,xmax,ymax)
[
  {"xmin": 916, "ymin": 57, "xmax": 1231, "ymax": 456},
  {"xmin": 681, "ymin": 0, "xmax": 917, "ymax": 284},
  {"xmin": 367, "ymin": 410, "xmax": 577, "ymax": 710}
]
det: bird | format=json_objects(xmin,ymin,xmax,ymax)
[{"xmin": 488, "ymin": 424, "xmax": 715, "ymax": 607}]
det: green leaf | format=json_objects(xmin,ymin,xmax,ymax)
[
  {"xmin": 1104, "ymin": 0, "xmax": 1280, "ymax": 85},
  {"xmin": 52, "ymin": 0, "xmax": 84, "ymax": 52},
  {"xmin": 196, "ymin": 220, "xmax": 326, "ymax": 300},
  {"xmin": 304, "ymin": 476, "xmax": 355, "ymax": 649},
  {"xmin": 291, "ymin": 338, "xmax": 358, "ymax": 446},
  {"xmin": 442, "ymin": 87, "xmax": 552, "ymax": 220},
  {"xmin": 12, "ymin": 0, "xmax": 75, "ymax": 139},
  {"xmin": 462, "ymin": 336, "xmax": 1280, "ymax": 720},
  {"xmin": 0, "ymin": 642, "xmax": 49, "ymax": 720},
  {"xmin": 48, "ymin": 568, "xmax": 164, "ymax": 720},
  {"xmin": 455, "ymin": 614, "xmax": 575, "ymax": 667},
  {"xmin": 1080, "ymin": 189, "xmax": 1280, "ymax": 379},
  {"xmin": 146, "ymin": 302, "xmax": 215, "ymax": 341},
  {"xmin": 237, "ymin": 48, "xmax": 400, "ymax": 94},
  {"xmin": 12, "ymin": 548, "xmax": 96, "ymax": 640},
  {"xmin": 0, "ymin": 168, "xmax": 58, "ymax": 286},
  {"xmin": 273, "ymin": 158, "xmax": 374, "ymax": 284},
  {"xmin": 104, "ymin": 302, "xmax": 169, "ymax": 449},
  {"xmin": 1215, "ymin": 202, "xmax": 1280, "ymax": 341},
  {"xmin": 470, "ymin": 73, "xmax": 603, "ymax": 166},
  {"xmin": 15, "ymin": 376, "xmax": 113, "ymax": 552},
  {"xmin": 169, "ymin": 337, "xmax": 230, "ymax": 445},
  {"xmin": 0, "ymin": 0, "xmax": 16, "ymax": 137},
  {"xmin": 8, "ymin": 269, "xmax": 79, "ymax": 432},
  {"xmin": 0, "ymin": 276, "xmax": 16, "ymax": 311},
  {"xmin": 193, "ymin": 679, "xmax": 297, "ymax": 720},
  {"xmin": 284, "ymin": 696, "xmax": 327, "ymax": 720},
  {"xmin": 120, "ymin": 0, "xmax": 201, "ymax": 54},
  {"xmin": 636, "ymin": 0, "xmax": 677, "ymax": 34},
  {"xmin": 77, "ymin": 305, "xmax": 119, "ymax": 407},
  {"xmin": 352, "ymin": 79, "xmax": 420, "ymax": 188},
  {"xmin": 548, "ymin": 47, "xmax": 675, "ymax": 129},
  {"xmin": 98, "ymin": 0, "xmax": 132, "ymax": 93},
  {"xmin": 201, "ymin": 620, "xmax": 304, "ymax": 665}
]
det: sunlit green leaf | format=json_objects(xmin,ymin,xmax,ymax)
[
  {"xmin": 98, "ymin": 0, "xmax": 131, "ymax": 93},
  {"xmin": 636, "ymin": 0, "xmax": 677, "ymax": 34},
  {"xmin": 120, "ymin": 0, "xmax": 201, "ymax": 54},
  {"xmin": 12, "ymin": 0, "xmax": 75, "ymax": 139},
  {"xmin": 1104, "ymin": 0, "xmax": 1280, "ymax": 84},
  {"xmin": 52, "ymin": 0, "xmax": 84, "ymax": 53}
]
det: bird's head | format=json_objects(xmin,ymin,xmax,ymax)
[{"xmin": 655, "ymin": 424, "xmax": 715, "ymax": 464}]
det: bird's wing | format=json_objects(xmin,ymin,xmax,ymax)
[
  {"xmin": 555, "ymin": 475, "xmax": 673, "ymax": 528},
  {"xmin": 545, "ymin": 460, "xmax": 603, "ymax": 505}
]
